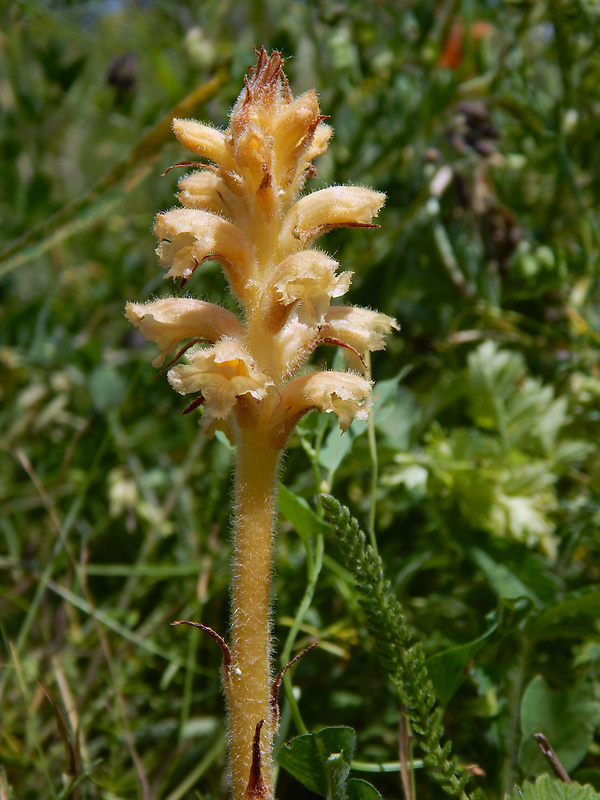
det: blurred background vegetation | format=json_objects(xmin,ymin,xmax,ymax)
[{"xmin": 1, "ymin": 1, "xmax": 600, "ymax": 798}]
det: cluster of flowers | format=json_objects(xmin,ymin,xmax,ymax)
[{"xmin": 126, "ymin": 48, "xmax": 395, "ymax": 444}]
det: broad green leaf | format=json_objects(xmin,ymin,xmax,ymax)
[
  {"xmin": 327, "ymin": 751, "xmax": 349, "ymax": 800},
  {"xmin": 214, "ymin": 430, "xmax": 235, "ymax": 451},
  {"xmin": 347, "ymin": 778, "xmax": 383, "ymax": 800},
  {"xmin": 426, "ymin": 623, "xmax": 498, "ymax": 706},
  {"xmin": 507, "ymin": 774, "xmax": 600, "ymax": 800},
  {"xmin": 519, "ymin": 676, "xmax": 600, "ymax": 775},
  {"xmin": 375, "ymin": 385, "xmax": 420, "ymax": 450},
  {"xmin": 319, "ymin": 419, "xmax": 365, "ymax": 477},
  {"xmin": 529, "ymin": 590, "xmax": 600, "ymax": 638},
  {"xmin": 277, "ymin": 726, "xmax": 356, "ymax": 798},
  {"xmin": 470, "ymin": 548, "xmax": 541, "ymax": 604},
  {"xmin": 497, "ymin": 549, "xmax": 561, "ymax": 606},
  {"xmin": 278, "ymin": 484, "xmax": 329, "ymax": 545},
  {"xmin": 89, "ymin": 365, "xmax": 126, "ymax": 411},
  {"xmin": 480, "ymin": 539, "xmax": 561, "ymax": 606}
]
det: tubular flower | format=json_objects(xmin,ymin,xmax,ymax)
[
  {"xmin": 126, "ymin": 47, "xmax": 396, "ymax": 800},
  {"xmin": 321, "ymin": 306, "xmax": 399, "ymax": 352},
  {"xmin": 167, "ymin": 339, "xmax": 274, "ymax": 433},
  {"xmin": 276, "ymin": 371, "xmax": 373, "ymax": 440},
  {"xmin": 269, "ymin": 250, "xmax": 352, "ymax": 327},
  {"xmin": 125, "ymin": 298, "xmax": 244, "ymax": 366}
]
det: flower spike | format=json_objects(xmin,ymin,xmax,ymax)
[{"xmin": 126, "ymin": 48, "xmax": 395, "ymax": 800}]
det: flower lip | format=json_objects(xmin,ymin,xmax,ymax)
[
  {"xmin": 167, "ymin": 339, "xmax": 275, "ymax": 432},
  {"xmin": 320, "ymin": 306, "xmax": 399, "ymax": 354},
  {"xmin": 268, "ymin": 250, "xmax": 351, "ymax": 326}
]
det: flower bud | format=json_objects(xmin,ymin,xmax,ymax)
[
  {"xmin": 177, "ymin": 170, "xmax": 228, "ymax": 216},
  {"xmin": 172, "ymin": 118, "xmax": 231, "ymax": 167}
]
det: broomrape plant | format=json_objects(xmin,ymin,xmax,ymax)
[{"xmin": 126, "ymin": 48, "xmax": 395, "ymax": 800}]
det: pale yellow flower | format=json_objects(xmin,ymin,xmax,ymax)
[
  {"xmin": 321, "ymin": 306, "xmax": 399, "ymax": 354},
  {"xmin": 125, "ymin": 298, "xmax": 245, "ymax": 367},
  {"xmin": 270, "ymin": 250, "xmax": 351, "ymax": 326},
  {"xmin": 277, "ymin": 370, "xmax": 373, "ymax": 433},
  {"xmin": 279, "ymin": 186, "xmax": 386, "ymax": 251},
  {"xmin": 155, "ymin": 209, "xmax": 252, "ymax": 296},
  {"xmin": 167, "ymin": 339, "xmax": 274, "ymax": 430}
]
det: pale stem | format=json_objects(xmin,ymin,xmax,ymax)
[{"xmin": 229, "ymin": 425, "xmax": 280, "ymax": 800}]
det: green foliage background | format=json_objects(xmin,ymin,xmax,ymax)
[{"xmin": 1, "ymin": 1, "xmax": 600, "ymax": 799}]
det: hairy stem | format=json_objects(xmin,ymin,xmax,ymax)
[{"xmin": 229, "ymin": 426, "xmax": 280, "ymax": 800}]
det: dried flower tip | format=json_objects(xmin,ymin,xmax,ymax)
[
  {"xmin": 272, "ymin": 89, "xmax": 331, "ymax": 196},
  {"xmin": 230, "ymin": 48, "xmax": 286, "ymax": 125}
]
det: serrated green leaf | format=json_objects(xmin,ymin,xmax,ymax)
[
  {"xmin": 573, "ymin": 771, "xmax": 600, "ymax": 792},
  {"xmin": 278, "ymin": 484, "xmax": 329, "ymax": 545},
  {"xmin": 507, "ymin": 774, "xmax": 600, "ymax": 800},
  {"xmin": 519, "ymin": 676, "xmax": 600, "ymax": 775},
  {"xmin": 426, "ymin": 622, "xmax": 498, "ymax": 706},
  {"xmin": 277, "ymin": 727, "xmax": 356, "ymax": 798},
  {"xmin": 468, "ymin": 341, "xmax": 525, "ymax": 434}
]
